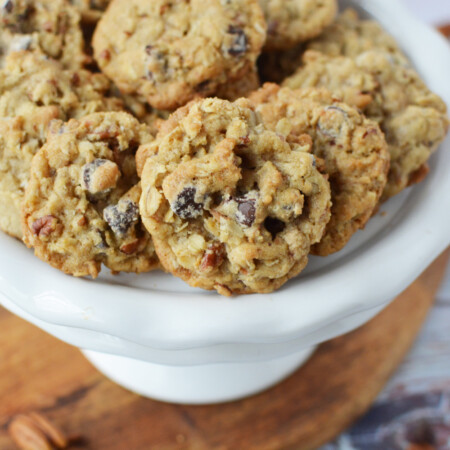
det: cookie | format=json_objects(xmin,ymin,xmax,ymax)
[
  {"xmin": 0, "ymin": 0, "xmax": 88, "ymax": 69},
  {"xmin": 249, "ymin": 84, "xmax": 390, "ymax": 256},
  {"xmin": 22, "ymin": 112, "xmax": 158, "ymax": 278},
  {"xmin": 216, "ymin": 68, "xmax": 261, "ymax": 101},
  {"xmin": 261, "ymin": 0, "xmax": 337, "ymax": 50},
  {"xmin": 307, "ymin": 9, "xmax": 403, "ymax": 58},
  {"xmin": 283, "ymin": 50, "xmax": 379, "ymax": 111},
  {"xmin": 138, "ymin": 97, "xmax": 331, "ymax": 295},
  {"xmin": 284, "ymin": 50, "xmax": 449, "ymax": 199},
  {"xmin": 0, "ymin": 51, "xmax": 122, "ymax": 238},
  {"xmin": 69, "ymin": 0, "xmax": 110, "ymax": 23},
  {"xmin": 93, "ymin": 0, "xmax": 266, "ymax": 110}
]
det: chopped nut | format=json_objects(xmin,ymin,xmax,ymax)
[
  {"xmin": 77, "ymin": 215, "xmax": 88, "ymax": 227},
  {"xmin": 9, "ymin": 415, "xmax": 52, "ymax": 450},
  {"xmin": 82, "ymin": 159, "xmax": 120, "ymax": 194},
  {"xmin": 120, "ymin": 239, "xmax": 141, "ymax": 254},
  {"xmin": 9, "ymin": 412, "xmax": 70, "ymax": 450},
  {"xmin": 28, "ymin": 413, "xmax": 68, "ymax": 449},
  {"xmin": 31, "ymin": 215, "xmax": 57, "ymax": 237},
  {"xmin": 408, "ymin": 164, "xmax": 429, "ymax": 186},
  {"xmin": 200, "ymin": 243, "xmax": 225, "ymax": 273}
]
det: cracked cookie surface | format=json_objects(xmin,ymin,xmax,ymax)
[
  {"xmin": 22, "ymin": 112, "xmax": 158, "ymax": 278},
  {"xmin": 0, "ymin": 0, "xmax": 87, "ymax": 69},
  {"xmin": 138, "ymin": 97, "xmax": 331, "ymax": 295},
  {"xmin": 249, "ymin": 84, "xmax": 390, "ymax": 256},
  {"xmin": 93, "ymin": 0, "xmax": 266, "ymax": 110},
  {"xmin": 0, "ymin": 51, "xmax": 122, "ymax": 238},
  {"xmin": 260, "ymin": 0, "xmax": 337, "ymax": 50},
  {"xmin": 285, "ymin": 48, "xmax": 449, "ymax": 199}
]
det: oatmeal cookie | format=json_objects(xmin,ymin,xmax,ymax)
[
  {"xmin": 0, "ymin": 0, "xmax": 88, "ymax": 69},
  {"xmin": 284, "ymin": 50, "xmax": 449, "ymax": 199},
  {"xmin": 22, "ymin": 112, "xmax": 158, "ymax": 278},
  {"xmin": 0, "ymin": 51, "xmax": 122, "ymax": 238},
  {"xmin": 283, "ymin": 50, "xmax": 379, "ymax": 111},
  {"xmin": 249, "ymin": 84, "xmax": 390, "ymax": 256},
  {"xmin": 93, "ymin": 0, "xmax": 266, "ymax": 110},
  {"xmin": 307, "ymin": 9, "xmax": 403, "ymax": 58},
  {"xmin": 261, "ymin": 0, "xmax": 337, "ymax": 50},
  {"xmin": 138, "ymin": 97, "xmax": 331, "ymax": 295}
]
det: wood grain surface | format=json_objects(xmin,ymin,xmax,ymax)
[{"xmin": 0, "ymin": 250, "xmax": 448, "ymax": 450}]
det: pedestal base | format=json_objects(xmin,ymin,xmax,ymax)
[{"xmin": 82, "ymin": 347, "xmax": 316, "ymax": 405}]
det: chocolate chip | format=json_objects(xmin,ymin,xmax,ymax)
[
  {"xmin": 96, "ymin": 229, "xmax": 109, "ymax": 249},
  {"xmin": 172, "ymin": 187, "xmax": 203, "ymax": 219},
  {"xmin": 3, "ymin": 0, "xmax": 13, "ymax": 13},
  {"xmin": 235, "ymin": 194, "xmax": 256, "ymax": 227},
  {"xmin": 103, "ymin": 200, "xmax": 139, "ymax": 236},
  {"xmin": 227, "ymin": 26, "xmax": 248, "ymax": 56},
  {"xmin": 264, "ymin": 217, "xmax": 286, "ymax": 239}
]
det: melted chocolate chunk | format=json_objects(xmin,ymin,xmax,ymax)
[
  {"xmin": 172, "ymin": 187, "xmax": 203, "ymax": 219},
  {"xmin": 103, "ymin": 200, "xmax": 139, "ymax": 236},
  {"xmin": 264, "ymin": 217, "xmax": 286, "ymax": 239},
  {"xmin": 227, "ymin": 26, "xmax": 248, "ymax": 56},
  {"xmin": 235, "ymin": 194, "xmax": 256, "ymax": 227}
]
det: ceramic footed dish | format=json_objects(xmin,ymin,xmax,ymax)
[{"xmin": 1, "ymin": 0, "xmax": 449, "ymax": 404}]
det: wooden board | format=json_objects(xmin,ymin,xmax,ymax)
[{"xmin": 0, "ymin": 250, "xmax": 448, "ymax": 450}]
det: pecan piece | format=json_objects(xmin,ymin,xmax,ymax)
[
  {"xmin": 9, "ymin": 415, "xmax": 51, "ymax": 450},
  {"xmin": 120, "ymin": 239, "xmax": 141, "ymax": 255},
  {"xmin": 31, "ymin": 215, "xmax": 57, "ymax": 237},
  {"xmin": 200, "ymin": 243, "xmax": 225, "ymax": 273}
]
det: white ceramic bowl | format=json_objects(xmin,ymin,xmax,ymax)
[{"xmin": 1, "ymin": 0, "xmax": 449, "ymax": 404}]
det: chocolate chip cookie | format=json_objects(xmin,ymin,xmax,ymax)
[
  {"xmin": 0, "ymin": 0, "xmax": 88, "ymax": 69},
  {"xmin": 93, "ymin": 0, "xmax": 266, "ymax": 110},
  {"xmin": 261, "ymin": 0, "xmax": 337, "ymax": 50},
  {"xmin": 138, "ymin": 97, "xmax": 331, "ymax": 295},
  {"xmin": 22, "ymin": 112, "xmax": 158, "ymax": 278},
  {"xmin": 284, "ymin": 49, "xmax": 449, "ymax": 199},
  {"xmin": 0, "ymin": 51, "xmax": 122, "ymax": 238},
  {"xmin": 249, "ymin": 84, "xmax": 390, "ymax": 256}
]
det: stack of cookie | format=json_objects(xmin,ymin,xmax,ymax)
[{"xmin": 0, "ymin": 0, "xmax": 448, "ymax": 296}]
